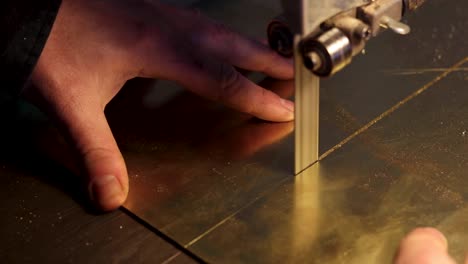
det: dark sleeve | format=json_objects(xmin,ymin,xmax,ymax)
[{"xmin": 0, "ymin": 0, "xmax": 62, "ymax": 98}]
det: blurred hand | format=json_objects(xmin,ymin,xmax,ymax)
[
  {"xmin": 26, "ymin": 0, "xmax": 294, "ymax": 211},
  {"xmin": 394, "ymin": 228, "xmax": 459, "ymax": 264}
]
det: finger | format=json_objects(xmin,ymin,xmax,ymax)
[
  {"xmin": 169, "ymin": 57, "xmax": 294, "ymax": 122},
  {"xmin": 195, "ymin": 21, "xmax": 294, "ymax": 80},
  {"xmin": 394, "ymin": 228, "xmax": 456, "ymax": 264},
  {"xmin": 68, "ymin": 105, "xmax": 128, "ymax": 211},
  {"xmin": 257, "ymin": 78, "xmax": 295, "ymax": 98},
  {"xmin": 142, "ymin": 2, "xmax": 293, "ymax": 79},
  {"xmin": 257, "ymin": 38, "xmax": 269, "ymax": 46},
  {"xmin": 39, "ymin": 90, "xmax": 129, "ymax": 211}
]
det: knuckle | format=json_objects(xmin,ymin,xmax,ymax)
[
  {"xmin": 250, "ymin": 88, "xmax": 268, "ymax": 115},
  {"xmin": 209, "ymin": 20, "xmax": 231, "ymax": 35},
  {"xmin": 81, "ymin": 147, "xmax": 120, "ymax": 161},
  {"xmin": 205, "ymin": 20, "xmax": 236, "ymax": 43},
  {"xmin": 216, "ymin": 64, "xmax": 242, "ymax": 102},
  {"xmin": 186, "ymin": 7, "xmax": 203, "ymax": 19},
  {"xmin": 119, "ymin": 15, "xmax": 153, "ymax": 52}
]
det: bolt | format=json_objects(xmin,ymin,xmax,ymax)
[{"xmin": 304, "ymin": 51, "xmax": 322, "ymax": 72}]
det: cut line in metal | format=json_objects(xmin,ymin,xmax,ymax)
[
  {"xmin": 384, "ymin": 67, "xmax": 468, "ymax": 75},
  {"xmin": 157, "ymin": 58, "xmax": 467, "ymax": 254},
  {"xmin": 319, "ymin": 56, "xmax": 468, "ymax": 161},
  {"xmin": 120, "ymin": 207, "xmax": 207, "ymax": 264}
]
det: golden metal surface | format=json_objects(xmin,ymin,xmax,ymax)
[
  {"xmin": 187, "ymin": 60, "xmax": 468, "ymax": 263},
  {"xmin": 120, "ymin": 1, "xmax": 467, "ymax": 261},
  {"xmin": 2, "ymin": 0, "xmax": 465, "ymax": 263},
  {"xmin": 120, "ymin": 70, "xmax": 440, "ymax": 256},
  {"xmin": 0, "ymin": 108, "xmax": 190, "ymax": 263}
]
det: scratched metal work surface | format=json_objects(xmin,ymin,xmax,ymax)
[
  {"xmin": 186, "ymin": 61, "xmax": 468, "ymax": 263},
  {"xmin": 0, "ymin": 0, "xmax": 465, "ymax": 263},
  {"xmin": 0, "ymin": 104, "xmax": 195, "ymax": 263},
  {"xmin": 120, "ymin": 0, "xmax": 467, "ymax": 261}
]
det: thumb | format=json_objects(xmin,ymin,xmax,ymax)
[
  {"xmin": 72, "ymin": 107, "xmax": 127, "ymax": 211},
  {"xmin": 55, "ymin": 100, "xmax": 129, "ymax": 211},
  {"xmin": 394, "ymin": 228, "xmax": 456, "ymax": 264},
  {"xmin": 27, "ymin": 35, "xmax": 128, "ymax": 211}
]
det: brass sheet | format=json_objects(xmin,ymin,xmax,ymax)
[
  {"xmin": 0, "ymin": 113, "xmax": 188, "ymax": 263},
  {"xmin": 122, "ymin": 1, "xmax": 463, "ymax": 254},
  {"xmin": 120, "ymin": 71, "xmax": 438, "ymax": 251},
  {"xmin": 185, "ymin": 60, "xmax": 468, "ymax": 263},
  {"xmin": 3, "ymin": 0, "xmax": 466, "ymax": 263}
]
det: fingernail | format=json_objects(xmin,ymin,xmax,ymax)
[
  {"xmin": 89, "ymin": 175, "xmax": 122, "ymax": 204},
  {"xmin": 425, "ymin": 228, "xmax": 448, "ymax": 248},
  {"xmin": 281, "ymin": 99, "xmax": 295, "ymax": 112},
  {"xmin": 409, "ymin": 227, "xmax": 448, "ymax": 249}
]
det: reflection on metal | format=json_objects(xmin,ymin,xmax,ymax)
[
  {"xmin": 120, "ymin": 0, "xmax": 467, "ymax": 263},
  {"xmin": 120, "ymin": 80, "xmax": 296, "ymax": 246},
  {"xmin": 294, "ymin": 36, "xmax": 319, "ymax": 174},
  {"xmin": 0, "ymin": 132, "xmax": 184, "ymax": 263},
  {"xmin": 319, "ymin": 57, "xmax": 468, "ymax": 161},
  {"xmin": 292, "ymin": 164, "xmax": 320, "ymax": 257},
  {"xmin": 187, "ymin": 61, "xmax": 468, "ymax": 264},
  {"xmin": 380, "ymin": 15, "xmax": 411, "ymax": 35}
]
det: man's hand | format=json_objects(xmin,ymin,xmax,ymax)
[
  {"xmin": 395, "ymin": 228, "xmax": 458, "ymax": 264},
  {"xmin": 27, "ymin": 0, "xmax": 294, "ymax": 211}
]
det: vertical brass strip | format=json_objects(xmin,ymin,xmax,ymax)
[{"xmin": 294, "ymin": 36, "xmax": 320, "ymax": 174}]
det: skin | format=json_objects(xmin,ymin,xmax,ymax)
[
  {"xmin": 27, "ymin": 0, "xmax": 295, "ymax": 211},
  {"xmin": 394, "ymin": 227, "xmax": 468, "ymax": 264}
]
